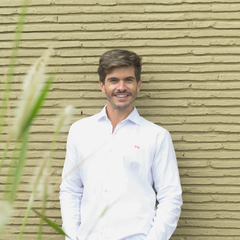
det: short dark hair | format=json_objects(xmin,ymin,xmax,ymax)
[{"xmin": 98, "ymin": 49, "xmax": 142, "ymax": 84}]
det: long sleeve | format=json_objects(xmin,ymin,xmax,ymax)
[
  {"xmin": 60, "ymin": 125, "xmax": 83, "ymax": 240},
  {"xmin": 145, "ymin": 130, "xmax": 182, "ymax": 240}
]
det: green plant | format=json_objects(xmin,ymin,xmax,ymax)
[
  {"xmin": 0, "ymin": 1, "xmax": 112, "ymax": 240},
  {"xmin": 0, "ymin": 1, "xmax": 72, "ymax": 239}
]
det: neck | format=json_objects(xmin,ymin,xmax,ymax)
[{"xmin": 106, "ymin": 106, "xmax": 133, "ymax": 132}]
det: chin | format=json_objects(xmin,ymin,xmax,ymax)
[{"xmin": 115, "ymin": 103, "xmax": 132, "ymax": 110}]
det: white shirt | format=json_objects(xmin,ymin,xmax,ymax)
[{"xmin": 60, "ymin": 106, "xmax": 182, "ymax": 240}]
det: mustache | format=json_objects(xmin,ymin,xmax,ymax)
[{"xmin": 111, "ymin": 91, "xmax": 132, "ymax": 96}]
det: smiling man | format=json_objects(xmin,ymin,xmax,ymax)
[{"xmin": 60, "ymin": 49, "xmax": 182, "ymax": 240}]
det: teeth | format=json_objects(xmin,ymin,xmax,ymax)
[{"xmin": 116, "ymin": 95, "xmax": 127, "ymax": 98}]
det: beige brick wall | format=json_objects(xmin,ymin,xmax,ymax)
[{"xmin": 1, "ymin": 0, "xmax": 240, "ymax": 239}]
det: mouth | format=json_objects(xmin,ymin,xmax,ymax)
[
  {"xmin": 115, "ymin": 94, "xmax": 128, "ymax": 98},
  {"xmin": 112, "ymin": 92, "xmax": 131, "ymax": 99},
  {"xmin": 113, "ymin": 93, "xmax": 131, "ymax": 101}
]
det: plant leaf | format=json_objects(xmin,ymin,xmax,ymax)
[
  {"xmin": 9, "ymin": 129, "xmax": 29, "ymax": 203},
  {"xmin": 85, "ymin": 201, "xmax": 116, "ymax": 240},
  {"xmin": 0, "ymin": 0, "xmax": 29, "ymax": 143},
  {"xmin": 18, "ymin": 194, "xmax": 34, "ymax": 240},
  {"xmin": 32, "ymin": 208, "xmax": 72, "ymax": 240}
]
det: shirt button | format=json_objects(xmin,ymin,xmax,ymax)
[
  {"xmin": 109, "ymin": 149, "xmax": 112, "ymax": 152},
  {"xmin": 104, "ymin": 189, "xmax": 108, "ymax": 192}
]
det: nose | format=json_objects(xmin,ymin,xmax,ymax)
[{"xmin": 117, "ymin": 80, "xmax": 126, "ymax": 91}]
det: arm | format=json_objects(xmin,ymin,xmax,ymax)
[
  {"xmin": 60, "ymin": 125, "xmax": 83, "ymax": 240},
  {"xmin": 146, "ymin": 130, "xmax": 182, "ymax": 240}
]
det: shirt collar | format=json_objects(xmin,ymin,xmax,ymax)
[{"xmin": 97, "ymin": 105, "xmax": 141, "ymax": 126}]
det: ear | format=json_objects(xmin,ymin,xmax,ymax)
[
  {"xmin": 99, "ymin": 81, "xmax": 106, "ymax": 93},
  {"xmin": 137, "ymin": 79, "xmax": 142, "ymax": 92}
]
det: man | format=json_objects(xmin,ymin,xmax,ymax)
[{"xmin": 60, "ymin": 49, "xmax": 182, "ymax": 240}]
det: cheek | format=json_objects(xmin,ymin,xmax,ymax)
[{"xmin": 105, "ymin": 86, "xmax": 115, "ymax": 94}]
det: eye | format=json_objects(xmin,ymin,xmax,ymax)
[
  {"xmin": 126, "ymin": 78, "xmax": 133, "ymax": 82},
  {"xmin": 110, "ymin": 79, "xmax": 117, "ymax": 83},
  {"xmin": 108, "ymin": 78, "xmax": 117, "ymax": 83}
]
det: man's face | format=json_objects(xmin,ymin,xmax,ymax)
[{"xmin": 99, "ymin": 66, "xmax": 142, "ymax": 113}]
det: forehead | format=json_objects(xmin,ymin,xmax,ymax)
[{"xmin": 106, "ymin": 66, "xmax": 135, "ymax": 78}]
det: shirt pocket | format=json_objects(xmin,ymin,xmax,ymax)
[{"xmin": 122, "ymin": 144, "xmax": 144, "ymax": 175}]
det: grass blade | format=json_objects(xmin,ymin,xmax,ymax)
[
  {"xmin": 18, "ymin": 194, "xmax": 34, "ymax": 240},
  {"xmin": 3, "ymin": 141, "xmax": 20, "ymax": 201},
  {"xmin": 85, "ymin": 202, "xmax": 116, "ymax": 240},
  {"xmin": 6, "ymin": 0, "xmax": 29, "ymax": 80},
  {"xmin": 37, "ymin": 177, "xmax": 47, "ymax": 240},
  {"xmin": 32, "ymin": 208, "xmax": 72, "ymax": 239},
  {"xmin": 0, "ymin": 0, "xmax": 29, "ymax": 143},
  {"xmin": 0, "ymin": 146, "xmax": 9, "ymax": 174},
  {"xmin": 18, "ymin": 155, "xmax": 50, "ymax": 240},
  {"xmin": 9, "ymin": 129, "xmax": 29, "ymax": 203},
  {"xmin": 0, "ymin": 201, "xmax": 12, "ymax": 236}
]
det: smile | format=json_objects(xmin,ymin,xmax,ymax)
[{"xmin": 115, "ymin": 94, "xmax": 128, "ymax": 98}]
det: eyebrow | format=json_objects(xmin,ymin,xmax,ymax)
[{"xmin": 107, "ymin": 76, "xmax": 135, "ymax": 81}]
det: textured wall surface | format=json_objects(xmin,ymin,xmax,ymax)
[{"xmin": 1, "ymin": 0, "xmax": 240, "ymax": 239}]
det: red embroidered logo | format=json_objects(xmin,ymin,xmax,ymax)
[{"xmin": 134, "ymin": 145, "xmax": 140, "ymax": 149}]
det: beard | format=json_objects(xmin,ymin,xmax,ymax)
[{"xmin": 105, "ymin": 90, "xmax": 137, "ymax": 110}]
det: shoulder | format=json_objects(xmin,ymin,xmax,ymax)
[
  {"xmin": 69, "ymin": 111, "xmax": 101, "ymax": 134},
  {"xmin": 138, "ymin": 115, "xmax": 173, "ymax": 146},
  {"xmin": 139, "ymin": 115, "xmax": 169, "ymax": 135}
]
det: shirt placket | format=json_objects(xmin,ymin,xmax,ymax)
[{"xmin": 97, "ymin": 123, "xmax": 119, "ymax": 239}]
